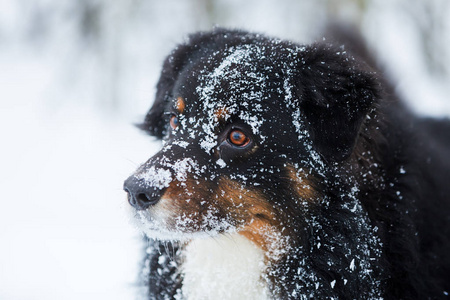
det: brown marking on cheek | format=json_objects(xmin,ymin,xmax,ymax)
[
  {"xmin": 159, "ymin": 176, "xmax": 258, "ymax": 234},
  {"xmin": 160, "ymin": 177, "xmax": 214, "ymax": 231},
  {"xmin": 216, "ymin": 177, "xmax": 276, "ymax": 220},
  {"xmin": 216, "ymin": 177, "xmax": 288, "ymax": 259},
  {"xmin": 285, "ymin": 165, "xmax": 318, "ymax": 202},
  {"xmin": 176, "ymin": 97, "xmax": 185, "ymax": 114}
]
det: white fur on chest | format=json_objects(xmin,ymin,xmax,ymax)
[{"xmin": 181, "ymin": 234, "xmax": 271, "ymax": 300}]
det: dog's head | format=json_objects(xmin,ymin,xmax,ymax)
[{"xmin": 124, "ymin": 29, "xmax": 380, "ymax": 245}]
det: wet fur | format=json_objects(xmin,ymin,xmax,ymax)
[{"xmin": 126, "ymin": 28, "xmax": 450, "ymax": 299}]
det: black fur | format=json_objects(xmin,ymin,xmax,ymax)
[{"xmin": 128, "ymin": 28, "xmax": 450, "ymax": 299}]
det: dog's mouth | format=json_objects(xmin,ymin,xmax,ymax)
[{"xmin": 128, "ymin": 198, "xmax": 239, "ymax": 242}]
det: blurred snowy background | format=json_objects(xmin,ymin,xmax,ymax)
[{"xmin": 0, "ymin": 0, "xmax": 449, "ymax": 299}]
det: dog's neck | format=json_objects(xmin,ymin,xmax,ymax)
[{"xmin": 181, "ymin": 234, "xmax": 271, "ymax": 300}]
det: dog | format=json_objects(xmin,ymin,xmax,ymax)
[{"xmin": 123, "ymin": 28, "xmax": 450, "ymax": 299}]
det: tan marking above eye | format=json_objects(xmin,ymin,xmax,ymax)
[
  {"xmin": 214, "ymin": 107, "xmax": 230, "ymax": 121},
  {"xmin": 176, "ymin": 97, "xmax": 185, "ymax": 113}
]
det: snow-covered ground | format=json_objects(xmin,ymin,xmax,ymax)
[
  {"xmin": 0, "ymin": 50, "xmax": 153, "ymax": 299},
  {"xmin": 0, "ymin": 0, "xmax": 449, "ymax": 299}
]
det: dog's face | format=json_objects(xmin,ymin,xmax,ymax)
[{"xmin": 124, "ymin": 30, "xmax": 379, "ymax": 245}]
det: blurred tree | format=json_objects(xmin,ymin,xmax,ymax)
[
  {"xmin": 406, "ymin": 0, "xmax": 449, "ymax": 78},
  {"xmin": 79, "ymin": 0, "xmax": 103, "ymax": 46},
  {"xmin": 325, "ymin": 0, "xmax": 368, "ymax": 26}
]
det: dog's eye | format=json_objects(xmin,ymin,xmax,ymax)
[
  {"xmin": 170, "ymin": 115, "xmax": 179, "ymax": 129},
  {"xmin": 228, "ymin": 129, "xmax": 250, "ymax": 147}
]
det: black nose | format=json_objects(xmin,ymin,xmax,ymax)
[{"xmin": 123, "ymin": 176, "xmax": 163, "ymax": 210}]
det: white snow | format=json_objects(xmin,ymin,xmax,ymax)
[
  {"xmin": 0, "ymin": 102, "xmax": 148, "ymax": 299},
  {"xmin": 350, "ymin": 258, "xmax": 356, "ymax": 271},
  {"xmin": 216, "ymin": 158, "xmax": 227, "ymax": 168},
  {"xmin": 330, "ymin": 280, "xmax": 336, "ymax": 288},
  {"xmin": 136, "ymin": 166, "xmax": 172, "ymax": 189}
]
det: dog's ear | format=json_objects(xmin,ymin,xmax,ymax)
[
  {"xmin": 137, "ymin": 43, "xmax": 196, "ymax": 138},
  {"xmin": 293, "ymin": 44, "xmax": 380, "ymax": 162}
]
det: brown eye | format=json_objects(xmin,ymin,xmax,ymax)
[
  {"xmin": 170, "ymin": 115, "xmax": 179, "ymax": 129},
  {"xmin": 228, "ymin": 129, "xmax": 250, "ymax": 147}
]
